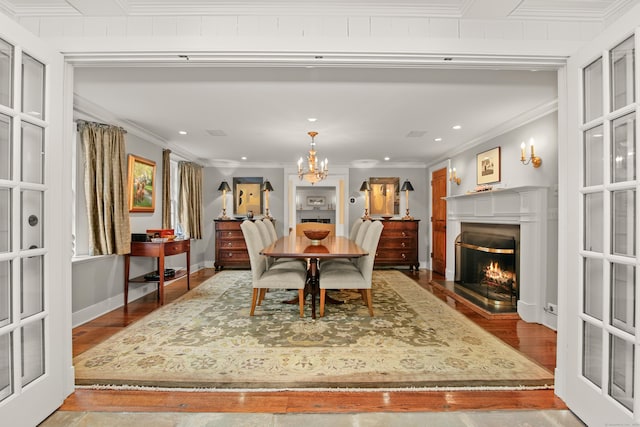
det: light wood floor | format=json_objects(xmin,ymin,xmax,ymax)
[{"xmin": 63, "ymin": 268, "xmax": 567, "ymax": 414}]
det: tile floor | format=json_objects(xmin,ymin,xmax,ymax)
[{"xmin": 40, "ymin": 409, "xmax": 585, "ymax": 426}]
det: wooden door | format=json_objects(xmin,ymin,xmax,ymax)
[{"xmin": 431, "ymin": 168, "xmax": 447, "ymax": 275}]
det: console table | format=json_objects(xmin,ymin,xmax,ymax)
[{"xmin": 124, "ymin": 239, "xmax": 191, "ymax": 306}]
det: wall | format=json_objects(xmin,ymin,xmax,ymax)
[{"xmin": 71, "ymin": 130, "xmax": 207, "ymax": 326}]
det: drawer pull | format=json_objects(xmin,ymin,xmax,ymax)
[
  {"xmin": 401, "ymin": 242, "xmax": 406, "ymax": 248},
  {"xmin": 401, "ymin": 253, "xmax": 406, "ymax": 259},
  {"xmin": 228, "ymin": 252, "xmax": 233, "ymax": 257},
  {"xmin": 402, "ymin": 232, "xmax": 406, "ymax": 237},
  {"xmin": 227, "ymin": 242, "xmax": 232, "ymax": 247},
  {"xmin": 227, "ymin": 232, "xmax": 232, "ymax": 237}
]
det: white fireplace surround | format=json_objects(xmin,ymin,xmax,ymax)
[{"xmin": 445, "ymin": 186, "xmax": 558, "ymax": 326}]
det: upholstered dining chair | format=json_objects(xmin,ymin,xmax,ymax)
[
  {"xmin": 348, "ymin": 218, "xmax": 364, "ymax": 241},
  {"xmin": 240, "ymin": 220, "xmax": 307, "ymax": 317},
  {"xmin": 320, "ymin": 220, "xmax": 371, "ymax": 270},
  {"xmin": 255, "ymin": 219, "xmax": 307, "ymax": 272},
  {"xmin": 319, "ymin": 220, "xmax": 384, "ymax": 317},
  {"xmin": 262, "ymin": 218, "xmax": 278, "ymax": 243}
]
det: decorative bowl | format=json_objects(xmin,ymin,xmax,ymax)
[
  {"xmin": 303, "ymin": 229, "xmax": 331, "ymax": 245},
  {"xmin": 381, "ymin": 215, "xmax": 393, "ymax": 220}
]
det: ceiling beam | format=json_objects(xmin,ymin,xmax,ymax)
[
  {"xmin": 462, "ymin": 0, "xmax": 524, "ymax": 18},
  {"xmin": 65, "ymin": 0, "xmax": 129, "ymax": 16}
]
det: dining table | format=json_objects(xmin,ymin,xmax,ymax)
[{"xmin": 260, "ymin": 234, "xmax": 368, "ymax": 319}]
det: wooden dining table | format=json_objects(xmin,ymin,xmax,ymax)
[{"xmin": 261, "ymin": 234, "xmax": 368, "ymax": 319}]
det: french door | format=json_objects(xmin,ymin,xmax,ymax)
[
  {"xmin": 561, "ymin": 5, "xmax": 640, "ymax": 426},
  {"xmin": 0, "ymin": 13, "xmax": 71, "ymax": 427}
]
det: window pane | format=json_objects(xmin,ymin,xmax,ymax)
[
  {"xmin": 21, "ymin": 190, "xmax": 42, "ymax": 251},
  {"xmin": 611, "ymin": 263, "xmax": 635, "ymax": 334},
  {"xmin": 21, "ymin": 54, "xmax": 44, "ymax": 120},
  {"xmin": 0, "ymin": 38, "xmax": 12, "ymax": 108},
  {"xmin": 611, "ymin": 36, "xmax": 636, "ymax": 111},
  {"xmin": 0, "ymin": 332, "xmax": 12, "ymax": 403},
  {"xmin": 21, "ymin": 320, "xmax": 44, "ymax": 386},
  {"xmin": 585, "ymin": 192, "xmax": 604, "ymax": 252},
  {"xmin": 584, "ymin": 57, "xmax": 603, "ymax": 123},
  {"xmin": 584, "ymin": 125, "xmax": 604, "ymax": 186},
  {"xmin": 611, "ymin": 113, "xmax": 636, "ymax": 183},
  {"xmin": 612, "ymin": 189, "xmax": 635, "ymax": 256},
  {"xmin": 0, "ymin": 188, "xmax": 9, "ymax": 253},
  {"xmin": 583, "ymin": 321, "xmax": 603, "ymax": 388},
  {"xmin": 609, "ymin": 334, "xmax": 634, "ymax": 411},
  {"xmin": 584, "ymin": 257, "xmax": 603, "ymax": 319},
  {"xmin": 0, "ymin": 260, "xmax": 9, "ymax": 328},
  {"xmin": 21, "ymin": 122, "xmax": 43, "ymax": 184},
  {"xmin": 0, "ymin": 114, "xmax": 9, "ymax": 181},
  {"xmin": 20, "ymin": 255, "xmax": 42, "ymax": 318}
]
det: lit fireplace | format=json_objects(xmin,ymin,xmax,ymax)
[{"xmin": 455, "ymin": 224, "xmax": 519, "ymax": 308}]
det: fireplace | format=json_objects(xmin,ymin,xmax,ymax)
[{"xmin": 454, "ymin": 223, "xmax": 520, "ymax": 310}]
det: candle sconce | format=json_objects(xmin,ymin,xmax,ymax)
[
  {"xmin": 520, "ymin": 138, "xmax": 542, "ymax": 168},
  {"xmin": 449, "ymin": 167, "xmax": 461, "ymax": 185}
]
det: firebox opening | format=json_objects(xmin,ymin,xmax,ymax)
[{"xmin": 454, "ymin": 224, "xmax": 520, "ymax": 312}]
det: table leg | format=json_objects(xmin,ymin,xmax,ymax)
[
  {"xmin": 186, "ymin": 247, "xmax": 191, "ymax": 290},
  {"xmin": 309, "ymin": 258, "xmax": 318, "ymax": 319},
  {"xmin": 158, "ymin": 255, "xmax": 165, "ymax": 305},
  {"xmin": 124, "ymin": 254, "xmax": 130, "ymax": 307}
]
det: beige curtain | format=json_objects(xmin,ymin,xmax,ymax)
[
  {"xmin": 77, "ymin": 120, "xmax": 131, "ymax": 255},
  {"xmin": 178, "ymin": 161, "xmax": 203, "ymax": 239},
  {"xmin": 161, "ymin": 149, "xmax": 171, "ymax": 229}
]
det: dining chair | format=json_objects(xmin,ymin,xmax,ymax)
[
  {"xmin": 348, "ymin": 218, "xmax": 364, "ymax": 241},
  {"xmin": 319, "ymin": 220, "xmax": 384, "ymax": 317},
  {"xmin": 255, "ymin": 219, "xmax": 306, "ymax": 272},
  {"xmin": 240, "ymin": 220, "xmax": 307, "ymax": 317},
  {"xmin": 262, "ymin": 218, "xmax": 278, "ymax": 243}
]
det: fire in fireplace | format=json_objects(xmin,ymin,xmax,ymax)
[{"xmin": 455, "ymin": 224, "xmax": 520, "ymax": 308}]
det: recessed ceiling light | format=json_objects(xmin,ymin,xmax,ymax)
[
  {"xmin": 241, "ymin": 156, "xmax": 247, "ymax": 160},
  {"xmin": 178, "ymin": 130, "xmax": 187, "ymax": 135},
  {"xmin": 452, "ymin": 125, "xmax": 462, "ymax": 130},
  {"xmin": 384, "ymin": 157, "xmax": 390, "ymax": 161},
  {"xmin": 307, "ymin": 117, "xmax": 317, "ymax": 122},
  {"xmin": 434, "ymin": 137, "xmax": 442, "ymax": 142}
]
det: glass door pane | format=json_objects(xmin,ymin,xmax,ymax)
[
  {"xmin": 0, "ymin": 38, "xmax": 11, "ymax": 108},
  {"xmin": 585, "ymin": 125, "xmax": 604, "ymax": 186},
  {"xmin": 584, "ymin": 257, "xmax": 604, "ymax": 319},
  {"xmin": 0, "ymin": 114, "xmax": 10, "ymax": 180},
  {"xmin": 609, "ymin": 334, "xmax": 634, "ymax": 410},
  {"xmin": 611, "ymin": 37, "xmax": 635, "ymax": 111},
  {"xmin": 583, "ymin": 321, "xmax": 603, "ymax": 387},
  {"xmin": 20, "ymin": 320, "xmax": 43, "ymax": 386},
  {"xmin": 611, "ymin": 262, "xmax": 635, "ymax": 334},
  {"xmin": 611, "ymin": 113, "xmax": 636, "ymax": 183},
  {"xmin": 585, "ymin": 192, "xmax": 604, "ymax": 252},
  {"xmin": 21, "ymin": 122, "xmax": 43, "ymax": 184},
  {"xmin": 611, "ymin": 189, "xmax": 635, "ymax": 256},
  {"xmin": 21, "ymin": 54, "xmax": 44, "ymax": 120},
  {"xmin": 584, "ymin": 57, "xmax": 603, "ymax": 123}
]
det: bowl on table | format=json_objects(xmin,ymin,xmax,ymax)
[
  {"xmin": 303, "ymin": 229, "xmax": 331, "ymax": 245},
  {"xmin": 381, "ymin": 215, "xmax": 393, "ymax": 220}
]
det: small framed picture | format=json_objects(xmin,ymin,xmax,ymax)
[
  {"xmin": 476, "ymin": 147, "xmax": 501, "ymax": 185},
  {"xmin": 233, "ymin": 177, "xmax": 263, "ymax": 216},
  {"xmin": 306, "ymin": 196, "xmax": 326, "ymax": 206},
  {"xmin": 127, "ymin": 154, "xmax": 156, "ymax": 212}
]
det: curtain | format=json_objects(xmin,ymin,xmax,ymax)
[
  {"xmin": 161, "ymin": 149, "xmax": 171, "ymax": 229},
  {"xmin": 77, "ymin": 120, "xmax": 131, "ymax": 255},
  {"xmin": 178, "ymin": 161, "xmax": 203, "ymax": 239}
]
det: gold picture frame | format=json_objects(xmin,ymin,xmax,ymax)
[
  {"xmin": 369, "ymin": 177, "xmax": 400, "ymax": 215},
  {"xmin": 233, "ymin": 177, "xmax": 263, "ymax": 216},
  {"xmin": 476, "ymin": 147, "xmax": 501, "ymax": 185},
  {"xmin": 127, "ymin": 154, "xmax": 156, "ymax": 212}
]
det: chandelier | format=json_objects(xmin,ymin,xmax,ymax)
[{"xmin": 297, "ymin": 131, "xmax": 328, "ymax": 184}]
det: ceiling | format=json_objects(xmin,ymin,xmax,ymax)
[{"xmin": 3, "ymin": 0, "xmax": 632, "ymax": 168}]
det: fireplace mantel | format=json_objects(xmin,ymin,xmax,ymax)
[{"xmin": 445, "ymin": 186, "xmax": 557, "ymax": 326}]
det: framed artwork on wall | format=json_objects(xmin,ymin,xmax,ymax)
[
  {"xmin": 369, "ymin": 177, "xmax": 400, "ymax": 215},
  {"xmin": 476, "ymin": 147, "xmax": 501, "ymax": 185},
  {"xmin": 233, "ymin": 177, "xmax": 263, "ymax": 216},
  {"xmin": 127, "ymin": 154, "xmax": 156, "ymax": 212}
]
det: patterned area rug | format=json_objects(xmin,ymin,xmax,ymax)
[{"xmin": 74, "ymin": 270, "xmax": 553, "ymax": 390}]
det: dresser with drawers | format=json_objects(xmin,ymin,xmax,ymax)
[
  {"xmin": 214, "ymin": 219, "xmax": 251, "ymax": 270},
  {"xmin": 374, "ymin": 219, "xmax": 420, "ymax": 271}
]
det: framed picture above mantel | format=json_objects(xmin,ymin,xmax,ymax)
[{"xmin": 476, "ymin": 147, "xmax": 501, "ymax": 185}]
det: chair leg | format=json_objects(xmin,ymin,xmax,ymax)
[
  {"xmin": 365, "ymin": 289, "xmax": 374, "ymax": 316},
  {"xmin": 298, "ymin": 289, "xmax": 305, "ymax": 318},
  {"xmin": 258, "ymin": 288, "xmax": 267, "ymax": 305},
  {"xmin": 320, "ymin": 289, "xmax": 326, "ymax": 317},
  {"xmin": 250, "ymin": 288, "xmax": 259, "ymax": 316}
]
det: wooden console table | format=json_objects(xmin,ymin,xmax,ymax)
[{"xmin": 124, "ymin": 239, "xmax": 191, "ymax": 306}]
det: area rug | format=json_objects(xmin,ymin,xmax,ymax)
[{"xmin": 74, "ymin": 270, "xmax": 553, "ymax": 390}]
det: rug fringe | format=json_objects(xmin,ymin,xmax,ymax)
[{"xmin": 76, "ymin": 384, "xmax": 554, "ymax": 393}]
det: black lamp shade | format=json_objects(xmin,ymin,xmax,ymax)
[
  {"xmin": 262, "ymin": 181, "xmax": 274, "ymax": 192},
  {"xmin": 218, "ymin": 181, "xmax": 231, "ymax": 192},
  {"xmin": 401, "ymin": 180, "xmax": 414, "ymax": 191},
  {"xmin": 359, "ymin": 181, "xmax": 371, "ymax": 192}
]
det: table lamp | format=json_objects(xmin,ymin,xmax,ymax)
[
  {"xmin": 218, "ymin": 181, "xmax": 231, "ymax": 219},
  {"xmin": 359, "ymin": 181, "xmax": 371, "ymax": 220},
  {"xmin": 262, "ymin": 180, "xmax": 274, "ymax": 219},
  {"xmin": 401, "ymin": 179, "xmax": 414, "ymax": 220}
]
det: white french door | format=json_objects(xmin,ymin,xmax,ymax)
[
  {"xmin": 0, "ymin": 12, "xmax": 71, "ymax": 427},
  {"xmin": 560, "ymin": 4, "xmax": 640, "ymax": 426}
]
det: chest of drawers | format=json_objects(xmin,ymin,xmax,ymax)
[
  {"xmin": 375, "ymin": 219, "xmax": 420, "ymax": 271},
  {"xmin": 214, "ymin": 219, "xmax": 250, "ymax": 270}
]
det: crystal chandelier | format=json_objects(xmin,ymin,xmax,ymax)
[{"xmin": 297, "ymin": 131, "xmax": 328, "ymax": 185}]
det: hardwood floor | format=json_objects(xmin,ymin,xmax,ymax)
[{"xmin": 63, "ymin": 268, "xmax": 567, "ymax": 414}]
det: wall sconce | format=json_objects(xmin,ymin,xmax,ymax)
[
  {"xmin": 217, "ymin": 181, "xmax": 231, "ymax": 219},
  {"xmin": 449, "ymin": 167, "xmax": 461, "ymax": 185},
  {"xmin": 359, "ymin": 181, "xmax": 371, "ymax": 220},
  {"xmin": 401, "ymin": 179, "xmax": 414, "ymax": 220},
  {"xmin": 520, "ymin": 138, "xmax": 542, "ymax": 168},
  {"xmin": 262, "ymin": 180, "xmax": 274, "ymax": 219}
]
